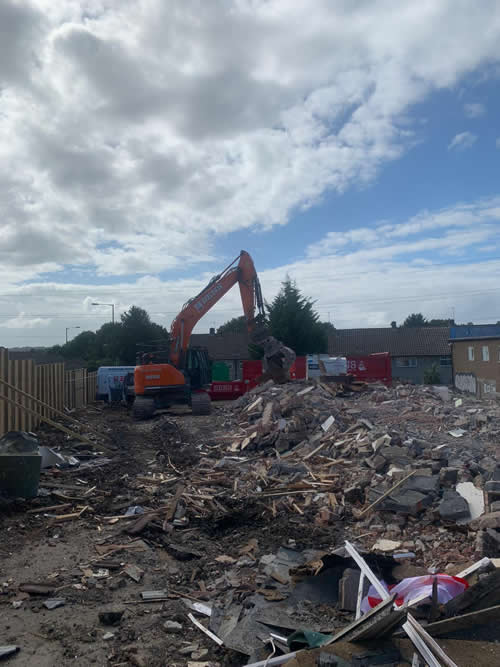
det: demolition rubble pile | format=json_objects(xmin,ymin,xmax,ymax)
[
  {"xmin": 203, "ymin": 379, "xmax": 500, "ymax": 566},
  {"xmin": 3, "ymin": 379, "xmax": 500, "ymax": 665},
  {"xmin": 137, "ymin": 379, "xmax": 500, "ymax": 663}
]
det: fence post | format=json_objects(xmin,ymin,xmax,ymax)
[
  {"xmin": 27, "ymin": 360, "xmax": 35, "ymax": 432},
  {"xmin": 20, "ymin": 360, "xmax": 27, "ymax": 432},
  {"xmin": 57, "ymin": 364, "xmax": 64, "ymax": 412},
  {"xmin": 0, "ymin": 348, "xmax": 8, "ymax": 437}
]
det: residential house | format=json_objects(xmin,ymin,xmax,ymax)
[
  {"xmin": 190, "ymin": 331, "xmax": 250, "ymax": 380},
  {"xmin": 328, "ymin": 327, "xmax": 452, "ymax": 384},
  {"xmin": 450, "ymin": 324, "xmax": 500, "ymax": 397}
]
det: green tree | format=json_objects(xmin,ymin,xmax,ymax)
[
  {"xmin": 319, "ymin": 321, "xmax": 335, "ymax": 336},
  {"xmin": 427, "ymin": 318, "xmax": 455, "ymax": 327},
  {"xmin": 117, "ymin": 306, "xmax": 169, "ymax": 364},
  {"xmin": 50, "ymin": 306, "xmax": 169, "ymax": 368},
  {"xmin": 217, "ymin": 316, "xmax": 247, "ymax": 334},
  {"xmin": 402, "ymin": 313, "xmax": 428, "ymax": 327},
  {"xmin": 266, "ymin": 278, "xmax": 327, "ymax": 355}
]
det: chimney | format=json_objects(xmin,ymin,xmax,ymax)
[{"xmin": 209, "ymin": 327, "xmax": 215, "ymax": 335}]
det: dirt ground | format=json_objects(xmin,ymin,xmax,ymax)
[
  {"xmin": 0, "ymin": 403, "xmax": 341, "ymax": 667},
  {"xmin": 2, "ymin": 389, "xmax": 500, "ymax": 667}
]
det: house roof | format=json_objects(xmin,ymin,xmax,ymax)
[
  {"xmin": 450, "ymin": 324, "xmax": 500, "ymax": 341},
  {"xmin": 328, "ymin": 327, "xmax": 451, "ymax": 357},
  {"xmin": 190, "ymin": 332, "xmax": 250, "ymax": 360}
]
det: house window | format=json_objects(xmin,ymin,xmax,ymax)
[
  {"xmin": 482, "ymin": 345, "xmax": 490, "ymax": 362},
  {"xmin": 439, "ymin": 356, "xmax": 452, "ymax": 367},
  {"xmin": 468, "ymin": 346, "xmax": 474, "ymax": 361},
  {"xmin": 395, "ymin": 358, "xmax": 417, "ymax": 368}
]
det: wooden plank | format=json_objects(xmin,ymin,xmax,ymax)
[
  {"xmin": 406, "ymin": 614, "xmax": 458, "ymax": 667},
  {"xmin": 444, "ymin": 568, "xmax": 500, "ymax": 617},
  {"xmin": 28, "ymin": 360, "xmax": 35, "ymax": 431},
  {"xmin": 68, "ymin": 370, "xmax": 74, "ymax": 410},
  {"xmin": 64, "ymin": 369, "xmax": 68, "ymax": 409},
  {"xmin": 327, "ymin": 594, "xmax": 400, "ymax": 644},
  {"xmin": 20, "ymin": 360, "xmax": 27, "ymax": 431},
  {"xmin": 423, "ymin": 605, "xmax": 500, "ymax": 638},
  {"xmin": 358, "ymin": 470, "xmax": 416, "ymax": 516},
  {"xmin": 59, "ymin": 364, "xmax": 64, "ymax": 410},
  {"xmin": 74, "ymin": 370, "xmax": 78, "ymax": 409},
  {"xmin": 53, "ymin": 363, "xmax": 59, "ymax": 414},
  {"xmin": 7, "ymin": 360, "xmax": 13, "ymax": 431},
  {"xmin": 41, "ymin": 366, "xmax": 47, "ymax": 418},
  {"xmin": 78, "ymin": 369, "xmax": 84, "ymax": 408},
  {"xmin": 356, "ymin": 572, "xmax": 365, "ymax": 620},
  {"xmin": 83, "ymin": 369, "xmax": 88, "ymax": 406},
  {"xmin": 50, "ymin": 364, "xmax": 55, "ymax": 417},
  {"xmin": 57, "ymin": 363, "xmax": 64, "ymax": 412},
  {"xmin": 0, "ymin": 392, "xmax": 101, "ymax": 447},
  {"xmin": 13, "ymin": 361, "xmax": 21, "ymax": 430},
  {"xmin": 90, "ymin": 372, "xmax": 97, "ymax": 402},
  {"xmin": 44, "ymin": 365, "xmax": 50, "ymax": 418},
  {"xmin": 403, "ymin": 621, "xmax": 441, "ymax": 667},
  {"xmin": 0, "ymin": 376, "xmax": 109, "ymax": 441},
  {"xmin": 344, "ymin": 540, "xmax": 390, "ymax": 601},
  {"xmin": 24, "ymin": 360, "xmax": 31, "ymax": 431},
  {"xmin": 0, "ymin": 348, "xmax": 8, "ymax": 437}
]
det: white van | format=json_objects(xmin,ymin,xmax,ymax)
[{"xmin": 96, "ymin": 366, "xmax": 135, "ymax": 401}]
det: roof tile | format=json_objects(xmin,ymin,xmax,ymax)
[
  {"xmin": 190, "ymin": 333, "xmax": 250, "ymax": 360},
  {"xmin": 328, "ymin": 327, "xmax": 450, "ymax": 357}
]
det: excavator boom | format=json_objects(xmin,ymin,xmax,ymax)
[
  {"xmin": 133, "ymin": 250, "xmax": 294, "ymax": 419},
  {"xmin": 169, "ymin": 250, "xmax": 265, "ymax": 368}
]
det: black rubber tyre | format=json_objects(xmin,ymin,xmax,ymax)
[
  {"xmin": 191, "ymin": 392, "xmax": 211, "ymax": 415},
  {"xmin": 132, "ymin": 396, "xmax": 156, "ymax": 420}
]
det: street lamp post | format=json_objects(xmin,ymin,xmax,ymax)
[
  {"xmin": 91, "ymin": 302, "xmax": 115, "ymax": 324},
  {"xmin": 65, "ymin": 326, "xmax": 81, "ymax": 344}
]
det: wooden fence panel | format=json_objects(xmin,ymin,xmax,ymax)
[
  {"xmin": 0, "ymin": 348, "xmax": 8, "ymax": 436},
  {"xmin": 27, "ymin": 360, "xmax": 35, "ymax": 432},
  {"xmin": 57, "ymin": 363, "xmax": 64, "ymax": 412},
  {"xmin": 20, "ymin": 361, "xmax": 27, "ymax": 431},
  {"xmin": 87, "ymin": 372, "xmax": 97, "ymax": 403},
  {"xmin": 10, "ymin": 361, "xmax": 19, "ymax": 430},
  {"xmin": 0, "ymin": 349, "xmax": 99, "ymax": 437},
  {"xmin": 77, "ymin": 369, "xmax": 85, "ymax": 408},
  {"xmin": 65, "ymin": 370, "xmax": 73, "ymax": 410}
]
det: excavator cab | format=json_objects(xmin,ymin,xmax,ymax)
[{"xmin": 186, "ymin": 347, "xmax": 211, "ymax": 390}]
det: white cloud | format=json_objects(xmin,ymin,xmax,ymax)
[
  {"xmin": 0, "ymin": 195, "xmax": 499, "ymax": 347},
  {"xmin": 0, "ymin": 0, "xmax": 498, "ymax": 281},
  {"xmin": 464, "ymin": 102, "xmax": 486, "ymax": 117},
  {"xmin": 448, "ymin": 131, "xmax": 477, "ymax": 151},
  {"xmin": 0, "ymin": 2, "xmax": 499, "ymax": 346},
  {"xmin": 307, "ymin": 197, "xmax": 500, "ymax": 257},
  {"xmin": 0, "ymin": 313, "xmax": 51, "ymax": 329}
]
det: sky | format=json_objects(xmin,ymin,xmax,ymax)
[{"xmin": 1, "ymin": 0, "xmax": 500, "ymax": 347}]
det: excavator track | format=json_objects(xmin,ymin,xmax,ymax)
[
  {"xmin": 132, "ymin": 396, "xmax": 156, "ymax": 420},
  {"xmin": 191, "ymin": 392, "xmax": 211, "ymax": 416}
]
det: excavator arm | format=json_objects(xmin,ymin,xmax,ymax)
[
  {"xmin": 133, "ymin": 250, "xmax": 295, "ymax": 419},
  {"xmin": 169, "ymin": 251, "xmax": 266, "ymax": 368}
]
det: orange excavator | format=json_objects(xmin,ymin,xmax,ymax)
[{"xmin": 132, "ymin": 251, "xmax": 295, "ymax": 419}]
